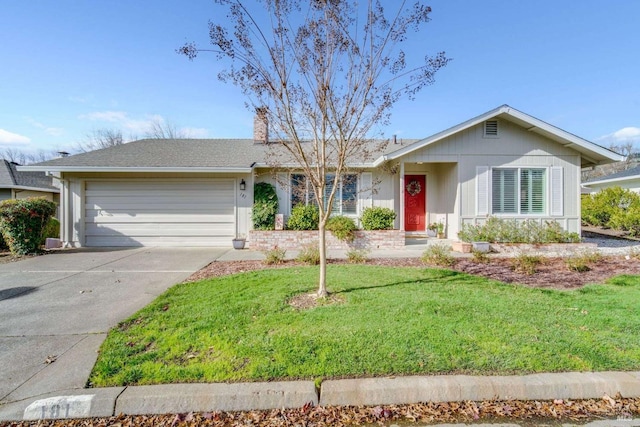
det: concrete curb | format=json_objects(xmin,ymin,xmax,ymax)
[
  {"xmin": 1, "ymin": 372, "xmax": 639, "ymax": 422},
  {"xmin": 319, "ymin": 372, "xmax": 640, "ymax": 407}
]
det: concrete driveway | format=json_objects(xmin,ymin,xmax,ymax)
[{"xmin": 0, "ymin": 247, "xmax": 226, "ymax": 405}]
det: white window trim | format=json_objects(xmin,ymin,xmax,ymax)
[
  {"xmin": 288, "ymin": 172, "xmax": 360, "ymax": 217},
  {"xmin": 490, "ymin": 166, "xmax": 549, "ymax": 217}
]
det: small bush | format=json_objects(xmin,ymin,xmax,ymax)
[
  {"xmin": 40, "ymin": 217, "xmax": 60, "ymax": 245},
  {"xmin": 346, "ymin": 249, "xmax": 369, "ymax": 264},
  {"xmin": 252, "ymin": 182, "xmax": 279, "ymax": 230},
  {"xmin": 458, "ymin": 217, "xmax": 580, "ymax": 244},
  {"xmin": 287, "ymin": 204, "xmax": 319, "ymax": 230},
  {"xmin": 421, "ymin": 243, "xmax": 455, "ymax": 267},
  {"xmin": 609, "ymin": 206, "xmax": 640, "ymax": 237},
  {"xmin": 326, "ymin": 216, "xmax": 358, "ymax": 242},
  {"xmin": 471, "ymin": 249, "xmax": 490, "ymax": 264},
  {"xmin": 0, "ymin": 198, "xmax": 57, "ymax": 255},
  {"xmin": 360, "ymin": 207, "xmax": 396, "ymax": 230},
  {"xmin": 296, "ymin": 244, "xmax": 320, "ymax": 265},
  {"xmin": 511, "ymin": 252, "xmax": 542, "ymax": 275},
  {"xmin": 263, "ymin": 246, "xmax": 286, "ymax": 265},
  {"xmin": 565, "ymin": 250, "xmax": 602, "ymax": 273}
]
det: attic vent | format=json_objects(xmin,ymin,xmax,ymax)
[{"xmin": 484, "ymin": 120, "xmax": 498, "ymax": 137}]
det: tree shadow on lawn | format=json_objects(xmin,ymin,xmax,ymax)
[{"xmin": 334, "ymin": 268, "xmax": 477, "ymax": 295}]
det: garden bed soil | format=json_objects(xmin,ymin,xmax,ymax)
[{"xmin": 185, "ymin": 255, "xmax": 640, "ymax": 290}]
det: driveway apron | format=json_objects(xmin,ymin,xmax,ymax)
[{"xmin": 0, "ymin": 247, "xmax": 225, "ymax": 404}]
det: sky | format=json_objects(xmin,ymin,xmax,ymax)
[{"xmin": 1, "ymin": 0, "xmax": 639, "ymax": 158}]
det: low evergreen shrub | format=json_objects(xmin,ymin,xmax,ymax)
[
  {"xmin": 360, "ymin": 207, "xmax": 396, "ymax": 230},
  {"xmin": 458, "ymin": 217, "xmax": 580, "ymax": 244},
  {"xmin": 421, "ymin": 243, "xmax": 455, "ymax": 267},
  {"xmin": 296, "ymin": 244, "xmax": 320, "ymax": 265},
  {"xmin": 40, "ymin": 217, "xmax": 60, "ymax": 245},
  {"xmin": 287, "ymin": 204, "xmax": 319, "ymax": 230},
  {"xmin": 582, "ymin": 186, "xmax": 640, "ymax": 228},
  {"xmin": 263, "ymin": 246, "xmax": 286, "ymax": 265},
  {"xmin": 326, "ymin": 215, "xmax": 358, "ymax": 242},
  {"xmin": 0, "ymin": 198, "xmax": 56, "ymax": 255}
]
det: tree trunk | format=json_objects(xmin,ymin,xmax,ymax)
[{"xmin": 317, "ymin": 223, "xmax": 328, "ymax": 298}]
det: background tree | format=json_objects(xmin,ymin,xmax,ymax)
[
  {"xmin": 76, "ymin": 128, "xmax": 126, "ymax": 153},
  {"xmin": 180, "ymin": 0, "xmax": 449, "ymax": 297}
]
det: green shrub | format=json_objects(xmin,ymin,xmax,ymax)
[
  {"xmin": 582, "ymin": 186, "xmax": 640, "ymax": 228},
  {"xmin": 287, "ymin": 204, "xmax": 319, "ymax": 230},
  {"xmin": 40, "ymin": 217, "xmax": 60, "ymax": 245},
  {"xmin": 0, "ymin": 198, "xmax": 56, "ymax": 255},
  {"xmin": 252, "ymin": 182, "xmax": 279, "ymax": 230},
  {"xmin": 421, "ymin": 243, "xmax": 455, "ymax": 267},
  {"xmin": 296, "ymin": 244, "xmax": 320, "ymax": 265},
  {"xmin": 471, "ymin": 249, "xmax": 490, "ymax": 264},
  {"xmin": 346, "ymin": 249, "xmax": 369, "ymax": 264},
  {"xmin": 326, "ymin": 215, "xmax": 358, "ymax": 242},
  {"xmin": 360, "ymin": 207, "xmax": 396, "ymax": 230},
  {"xmin": 565, "ymin": 250, "xmax": 601, "ymax": 273},
  {"xmin": 609, "ymin": 205, "xmax": 640, "ymax": 236},
  {"xmin": 511, "ymin": 252, "xmax": 542, "ymax": 275},
  {"xmin": 458, "ymin": 217, "xmax": 580, "ymax": 244},
  {"xmin": 263, "ymin": 246, "xmax": 286, "ymax": 265}
]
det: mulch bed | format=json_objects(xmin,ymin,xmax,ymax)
[
  {"xmin": 2, "ymin": 396, "xmax": 638, "ymax": 426},
  {"xmin": 185, "ymin": 255, "xmax": 640, "ymax": 290}
]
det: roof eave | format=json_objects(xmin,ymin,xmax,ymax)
[
  {"xmin": 17, "ymin": 166, "xmax": 254, "ymax": 174},
  {"xmin": 584, "ymin": 175, "xmax": 640, "ymax": 187}
]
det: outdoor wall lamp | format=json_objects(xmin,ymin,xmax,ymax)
[{"xmin": 240, "ymin": 179, "xmax": 246, "ymax": 191}]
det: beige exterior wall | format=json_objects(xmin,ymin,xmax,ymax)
[
  {"xmin": 13, "ymin": 190, "xmax": 56, "ymax": 201},
  {"xmin": 59, "ymin": 172, "xmax": 252, "ymax": 247},
  {"xmin": 396, "ymin": 118, "xmax": 582, "ymax": 237}
]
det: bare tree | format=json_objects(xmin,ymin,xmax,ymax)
[
  {"xmin": 179, "ymin": 0, "xmax": 449, "ymax": 297},
  {"xmin": 582, "ymin": 141, "xmax": 637, "ymax": 181},
  {"xmin": 1, "ymin": 147, "xmax": 58, "ymax": 164},
  {"xmin": 76, "ymin": 128, "xmax": 126, "ymax": 153},
  {"xmin": 143, "ymin": 118, "xmax": 189, "ymax": 139}
]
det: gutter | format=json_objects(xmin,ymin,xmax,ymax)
[{"xmin": 17, "ymin": 166, "xmax": 254, "ymax": 173}]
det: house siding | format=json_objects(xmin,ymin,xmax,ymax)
[{"xmin": 398, "ymin": 119, "xmax": 582, "ymax": 236}]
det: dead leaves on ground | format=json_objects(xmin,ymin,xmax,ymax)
[{"xmin": 4, "ymin": 396, "xmax": 639, "ymax": 426}]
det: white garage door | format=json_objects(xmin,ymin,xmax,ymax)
[{"xmin": 84, "ymin": 180, "xmax": 235, "ymax": 247}]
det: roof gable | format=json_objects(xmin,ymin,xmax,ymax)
[
  {"xmin": 0, "ymin": 160, "xmax": 58, "ymax": 192},
  {"xmin": 375, "ymin": 105, "xmax": 623, "ymax": 168}
]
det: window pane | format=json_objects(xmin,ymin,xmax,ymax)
[
  {"xmin": 325, "ymin": 174, "xmax": 338, "ymax": 213},
  {"xmin": 341, "ymin": 174, "xmax": 358, "ymax": 215},
  {"xmin": 492, "ymin": 169, "xmax": 517, "ymax": 214},
  {"xmin": 521, "ymin": 169, "xmax": 545, "ymax": 214},
  {"xmin": 290, "ymin": 174, "xmax": 306, "ymax": 208}
]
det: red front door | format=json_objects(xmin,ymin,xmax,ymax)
[{"xmin": 404, "ymin": 175, "xmax": 426, "ymax": 232}]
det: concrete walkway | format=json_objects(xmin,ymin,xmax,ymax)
[{"xmin": 1, "ymin": 243, "xmax": 640, "ymax": 422}]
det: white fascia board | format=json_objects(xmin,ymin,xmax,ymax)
[
  {"xmin": 584, "ymin": 175, "xmax": 640, "ymax": 187},
  {"xmin": 8, "ymin": 185, "xmax": 60, "ymax": 193},
  {"xmin": 17, "ymin": 166, "xmax": 254, "ymax": 173},
  {"xmin": 252, "ymin": 162, "xmax": 375, "ymax": 169},
  {"xmin": 505, "ymin": 108, "xmax": 624, "ymax": 162}
]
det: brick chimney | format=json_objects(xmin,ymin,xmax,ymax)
[{"xmin": 253, "ymin": 107, "xmax": 269, "ymax": 144}]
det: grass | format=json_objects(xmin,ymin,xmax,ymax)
[{"xmin": 89, "ymin": 266, "xmax": 640, "ymax": 387}]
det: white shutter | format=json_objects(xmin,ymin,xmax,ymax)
[
  {"xmin": 359, "ymin": 172, "xmax": 373, "ymax": 212},
  {"xmin": 476, "ymin": 166, "xmax": 489, "ymax": 216},
  {"xmin": 276, "ymin": 172, "xmax": 289, "ymax": 214},
  {"xmin": 550, "ymin": 167, "xmax": 563, "ymax": 216}
]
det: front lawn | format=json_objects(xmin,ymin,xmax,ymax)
[{"xmin": 90, "ymin": 266, "xmax": 640, "ymax": 387}]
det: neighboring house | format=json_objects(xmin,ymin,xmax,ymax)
[
  {"xmin": 583, "ymin": 165, "xmax": 640, "ymax": 194},
  {"xmin": 21, "ymin": 105, "xmax": 622, "ymax": 248},
  {"xmin": 0, "ymin": 159, "xmax": 60, "ymax": 203}
]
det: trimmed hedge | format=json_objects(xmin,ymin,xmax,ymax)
[
  {"xmin": 326, "ymin": 215, "xmax": 358, "ymax": 241},
  {"xmin": 287, "ymin": 204, "xmax": 319, "ymax": 230},
  {"xmin": 0, "ymin": 198, "xmax": 57, "ymax": 255},
  {"xmin": 360, "ymin": 207, "xmax": 396, "ymax": 230}
]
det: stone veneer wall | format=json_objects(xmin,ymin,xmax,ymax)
[{"xmin": 249, "ymin": 230, "xmax": 405, "ymax": 250}]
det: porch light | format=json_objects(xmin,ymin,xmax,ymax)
[{"xmin": 239, "ymin": 179, "xmax": 246, "ymax": 191}]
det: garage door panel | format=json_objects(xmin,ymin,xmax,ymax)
[{"xmin": 84, "ymin": 180, "xmax": 236, "ymax": 247}]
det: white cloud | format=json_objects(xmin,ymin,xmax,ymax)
[
  {"xmin": 79, "ymin": 111, "xmax": 165, "ymax": 134},
  {"xmin": 181, "ymin": 127, "xmax": 209, "ymax": 138},
  {"xmin": 26, "ymin": 118, "xmax": 64, "ymax": 137},
  {"xmin": 599, "ymin": 126, "xmax": 640, "ymax": 143},
  {"xmin": 0, "ymin": 129, "xmax": 31, "ymax": 145}
]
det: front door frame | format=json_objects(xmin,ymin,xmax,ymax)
[{"xmin": 402, "ymin": 172, "xmax": 427, "ymax": 232}]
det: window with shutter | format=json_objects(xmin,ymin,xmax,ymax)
[
  {"xmin": 290, "ymin": 173, "xmax": 358, "ymax": 216},
  {"xmin": 491, "ymin": 167, "xmax": 547, "ymax": 215}
]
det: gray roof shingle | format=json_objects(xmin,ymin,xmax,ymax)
[
  {"xmin": 584, "ymin": 165, "xmax": 640, "ymax": 184},
  {"xmin": 0, "ymin": 160, "xmax": 58, "ymax": 191}
]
